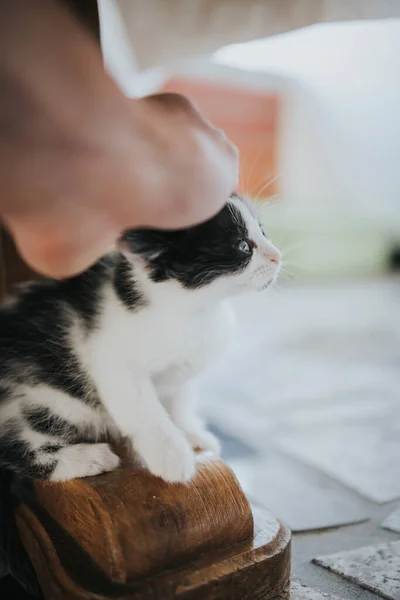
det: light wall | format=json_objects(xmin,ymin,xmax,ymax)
[
  {"xmin": 215, "ymin": 20, "xmax": 400, "ymax": 230},
  {"xmin": 215, "ymin": 20, "xmax": 400, "ymax": 277}
]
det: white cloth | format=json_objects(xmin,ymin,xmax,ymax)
[{"xmin": 111, "ymin": 0, "xmax": 400, "ymax": 70}]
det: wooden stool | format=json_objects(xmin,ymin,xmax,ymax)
[{"xmin": 14, "ymin": 450, "xmax": 291, "ymax": 599}]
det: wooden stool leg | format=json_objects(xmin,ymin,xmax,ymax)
[{"xmin": 14, "ymin": 452, "xmax": 291, "ymax": 600}]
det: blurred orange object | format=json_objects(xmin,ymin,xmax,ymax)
[{"xmin": 162, "ymin": 77, "xmax": 279, "ymax": 200}]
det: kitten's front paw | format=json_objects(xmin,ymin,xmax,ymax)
[
  {"xmin": 50, "ymin": 443, "xmax": 120, "ymax": 481},
  {"xmin": 137, "ymin": 431, "xmax": 196, "ymax": 484},
  {"xmin": 186, "ymin": 428, "xmax": 221, "ymax": 455}
]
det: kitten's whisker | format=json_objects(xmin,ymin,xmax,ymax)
[
  {"xmin": 279, "ymin": 270, "xmax": 297, "ymax": 282},
  {"xmin": 284, "ymin": 262, "xmax": 314, "ymax": 274},
  {"xmin": 254, "ymin": 174, "xmax": 280, "ymax": 201},
  {"xmin": 244, "ymin": 139, "xmax": 266, "ymax": 197},
  {"xmin": 280, "ymin": 241, "xmax": 305, "ymax": 257},
  {"xmin": 257, "ymin": 195, "xmax": 281, "ymax": 217}
]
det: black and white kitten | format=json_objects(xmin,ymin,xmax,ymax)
[{"xmin": 0, "ymin": 195, "xmax": 281, "ymax": 483}]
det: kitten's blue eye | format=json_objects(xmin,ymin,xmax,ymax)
[{"xmin": 236, "ymin": 240, "xmax": 251, "ymax": 254}]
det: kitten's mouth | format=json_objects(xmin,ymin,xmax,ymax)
[{"xmin": 252, "ymin": 265, "xmax": 279, "ymax": 292}]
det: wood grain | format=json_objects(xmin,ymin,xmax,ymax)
[{"xmin": 15, "ymin": 452, "xmax": 291, "ymax": 599}]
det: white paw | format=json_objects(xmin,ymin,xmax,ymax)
[
  {"xmin": 186, "ymin": 428, "xmax": 221, "ymax": 455},
  {"xmin": 50, "ymin": 443, "xmax": 120, "ymax": 481},
  {"xmin": 136, "ymin": 430, "xmax": 196, "ymax": 484}
]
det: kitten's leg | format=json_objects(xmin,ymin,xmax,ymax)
[
  {"xmin": 15, "ymin": 387, "xmax": 119, "ymax": 480},
  {"xmin": 0, "ymin": 428, "xmax": 120, "ymax": 481},
  {"xmin": 161, "ymin": 385, "xmax": 221, "ymax": 455},
  {"xmin": 48, "ymin": 443, "xmax": 120, "ymax": 481},
  {"xmin": 97, "ymin": 374, "xmax": 196, "ymax": 483}
]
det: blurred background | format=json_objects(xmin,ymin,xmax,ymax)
[{"xmin": 100, "ymin": 5, "xmax": 400, "ymax": 597}]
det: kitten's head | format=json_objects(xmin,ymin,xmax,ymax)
[{"xmin": 121, "ymin": 195, "xmax": 281, "ymax": 297}]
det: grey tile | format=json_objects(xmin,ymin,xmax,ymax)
[
  {"xmin": 262, "ymin": 385, "xmax": 400, "ymax": 429},
  {"xmin": 274, "ymin": 424, "xmax": 400, "ymax": 503},
  {"xmin": 201, "ymin": 364, "xmax": 399, "ymax": 457},
  {"xmin": 291, "ymin": 582, "xmax": 346, "ymax": 600},
  {"xmin": 314, "ymin": 541, "xmax": 400, "ymax": 600},
  {"xmin": 227, "ymin": 452, "xmax": 371, "ymax": 533},
  {"xmin": 250, "ymin": 361, "xmax": 400, "ymax": 417},
  {"xmin": 382, "ymin": 509, "xmax": 400, "ymax": 534}
]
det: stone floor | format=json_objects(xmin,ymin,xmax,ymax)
[{"xmin": 200, "ymin": 277, "xmax": 400, "ymax": 600}]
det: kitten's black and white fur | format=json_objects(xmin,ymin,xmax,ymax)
[{"xmin": 0, "ymin": 195, "xmax": 281, "ymax": 483}]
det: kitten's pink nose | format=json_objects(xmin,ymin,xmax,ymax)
[{"xmin": 266, "ymin": 248, "xmax": 281, "ymax": 265}]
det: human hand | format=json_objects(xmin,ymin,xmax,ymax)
[{"xmin": 0, "ymin": 0, "xmax": 237, "ymax": 278}]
